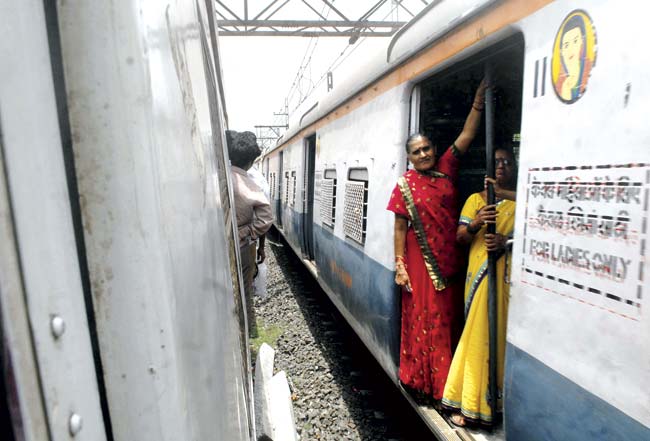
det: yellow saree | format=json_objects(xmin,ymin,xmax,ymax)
[{"xmin": 441, "ymin": 193, "xmax": 515, "ymax": 423}]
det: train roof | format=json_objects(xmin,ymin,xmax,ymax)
[{"xmin": 269, "ymin": 0, "xmax": 498, "ymax": 153}]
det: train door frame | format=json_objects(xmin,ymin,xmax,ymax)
[
  {"xmin": 302, "ymin": 134, "xmax": 317, "ymax": 261},
  {"xmin": 409, "ymin": 31, "xmax": 524, "ymax": 434},
  {"xmin": 404, "ymin": 85, "xmax": 422, "ymax": 174},
  {"xmin": 277, "ymin": 150, "xmax": 284, "ymax": 229},
  {"xmin": 409, "ymin": 85, "xmax": 421, "ymax": 135}
]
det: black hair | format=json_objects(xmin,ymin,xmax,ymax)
[
  {"xmin": 494, "ymin": 146, "xmax": 518, "ymax": 186},
  {"xmin": 404, "ymin": 132, "xmax": 434, "ymax": 153},
  {"xmin": 563, "ymin": 14, "xmax": 586, "ymax": 41},
  {"xmin": 494, "ymin": 145, "xmax": 515, "ymax": 161},
  {"xmin": 225, "ymin": 129, "xmax": 237, "ymax": 149},
  {"xmin": 227, "ymin": 130, "xmax": 261, "ymax": 168}
]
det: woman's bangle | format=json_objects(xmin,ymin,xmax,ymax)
[
  {"xmin": 395, "ymin": 255, "xmax": 405, "ymax": 263},
  {"xmin": 472, "ymin": 104, "xmax": 484, "ymax": 111}
]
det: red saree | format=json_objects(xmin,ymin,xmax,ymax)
[{"xmin": 387, "ymin": 146, "xmax": 464, "ymax": 399}]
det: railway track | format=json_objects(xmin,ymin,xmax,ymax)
[{"xmin": 252, "ymin": 237, "xmax": 435, "ymax": 440}]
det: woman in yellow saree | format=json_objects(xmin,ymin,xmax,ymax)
[{"xmin": 442, "ymin": 147, "xmax": 516, "ymax": 426}]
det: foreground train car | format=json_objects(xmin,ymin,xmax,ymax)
[
  {"xmin": 0, "ymin": 1, "xmax": 252, "ymax": 440},
  {"xmin": 264, "ymin": 0, "xmax": 650, "ymax": 439}
]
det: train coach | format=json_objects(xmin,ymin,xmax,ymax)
[
  {"xmin": 1, "ymin": 1, "xmax": 254, "ymax": 440},
  {"xmin": 263, "ymin": 0, "xmax": 650, "ymax": 439}
]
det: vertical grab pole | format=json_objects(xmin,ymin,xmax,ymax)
[{"xmin": 484, "ymin": 64, "xmax": 498, "ymax": 425}]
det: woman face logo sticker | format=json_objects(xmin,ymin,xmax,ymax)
[{"xmin": 551, "ymin": 10, "xmax": 597, "ymax": 104}]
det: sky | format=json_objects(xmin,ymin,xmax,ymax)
[
  {"xmin": 219, "ymin": 36, "xmax": 344, "ymax": 132},
  {"xmin": 217, "ymin": 0, "xmax": 427, "ymax": 135}
]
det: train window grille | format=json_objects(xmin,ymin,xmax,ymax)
[
  {"xmin": 343, "ymin": 169, "xmax": 369, "ymax": 245},
  {"xmin": 320, "ymin": 169, "xmax": 337, "ymax": 228},
  {"xmin": 290, "ymin": 171, "xmax": 297, "ymax": 207}
]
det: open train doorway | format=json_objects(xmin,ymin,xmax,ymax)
[
  {"xmin": 410, "ymin": 32, "xmax": 524, "ymax": 437},
  {"xmin": 302, "ymin": 134, "xmax": 317, "ymax": 261},
  {"xmin": 418, "ymin": 33, "xmax": 524, "ymax": 203}
]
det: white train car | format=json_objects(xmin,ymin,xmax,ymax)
[
  {"xmin": 263, "ymin": 0, "xmax": 650, "ymax": 439},
  {"xmin": 0, "ymin": 1, "xmax": 253, "ymax": 440}
]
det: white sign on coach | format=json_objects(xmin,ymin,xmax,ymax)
[{"xmin": 520, "ymin": 163, "xmax": 649, "ymax": 321}]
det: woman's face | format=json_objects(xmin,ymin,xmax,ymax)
[
  {"xmin": 407, "ymin": 138, "xmax": 436, "ymax": 172},
  {"xmin": 561, "ymin": 26, "xmax": 584, "ymax": 71},
  {"xmin": 495, "ymin": 150, "xmax": 515, "ymax": 187}
]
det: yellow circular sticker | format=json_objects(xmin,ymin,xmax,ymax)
[{"xmin": 551, "ymin": 10, "xmax": 597, "ymax": 104}]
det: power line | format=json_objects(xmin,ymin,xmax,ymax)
[
  {"xmin": 285, "ymin": 1, "xmax": 330, "ymax": 109},
  {"xmin": 293, "ymin": 0, "xmax": 403, "ymax": 110}
]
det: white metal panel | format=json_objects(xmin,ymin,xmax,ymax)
[
  {"xmin": 0, "ymin": 115, "xmax": 50, "ymax": 441},
  {"xmin": 508, "ymin": 0, "xmax": 650, "ymax": 427},
  {"xmin": 313, "ymin": 85, "xmax": 410, "ymax": 268},
  {"xmin": 0, "ymin": 1, "xmax": 108, "ymax": 439},
  {"xmin": 56, "ymin": 0, "xmax": 251, "ymax": 440},
  {"xmin": 387, "ymin": 0, "xmax": 499, "ymax": 64}
]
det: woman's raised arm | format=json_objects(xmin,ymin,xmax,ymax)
[{"xmin": 453, "ymin": 80, "xmax": 488, "ymax": 154}]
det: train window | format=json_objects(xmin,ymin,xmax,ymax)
[
  {"xmin": 343, "ymin": 168, "xmax": 369, "ymax": 245},
  {"xmin": 348, "ymin": 168, "xmax": 368, "ymax": 181},
  {"xmin": 290, "ymin": 171, "xmax": 297, "ymax": 207},
  {"xmin": 320, "ymin": 169, "xmax": 337, "ymax": 228},
  {"xmin": 284, "ymin": 171, "xmax": 289, "ymax": 204},
  {"xmin": 417, "ymin": 32, "xmax": 524, "ymax": 203}
]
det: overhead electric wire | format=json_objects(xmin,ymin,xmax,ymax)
[
  {"xmin": 285, "ymin": 1, "xmax": 331, "ymax": 109},
  {"xmin": 295, "ymin": 0, "xmax": 402, "ymax": 108}
]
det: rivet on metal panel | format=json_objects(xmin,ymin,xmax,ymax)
[
  {"xmin": 68, "ymin": 413, "xmax": 83, "ymax": 436},
  {"xmin": 50, "ymin": 316, "xmax": 66, "ymax": 339}
]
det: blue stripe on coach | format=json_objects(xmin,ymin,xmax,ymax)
[
  {"xmin": 276, "ymin": 209, "xmax": 400, "ymax": 375},
  {"xmin": 505, "ymin": 343, "xmax": 650, "ymax": 441},
  {"xmin": 312, "ymin": 224, "xmax": 400, "ymax": 373}
]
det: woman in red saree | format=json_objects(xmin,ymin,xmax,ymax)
[{"xmin": 387, "ymin": 81, "xmax": 486, "ymax": 400}]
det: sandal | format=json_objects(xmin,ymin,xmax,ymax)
[{"xmin": 449, "ymin": 413, "xmax": 466, "ymax": 427}]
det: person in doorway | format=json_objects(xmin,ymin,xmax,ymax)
[
  {"xmin": 386, "ymin": 80, "xmax": 487, "ymax": 402},
  {"xmin": 442, "ymin": 147, "xmax": 517, "ymax": 426},
  {"xmin": 227, "ymin": 130, "xmax": 273, "ymax": 337}
]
